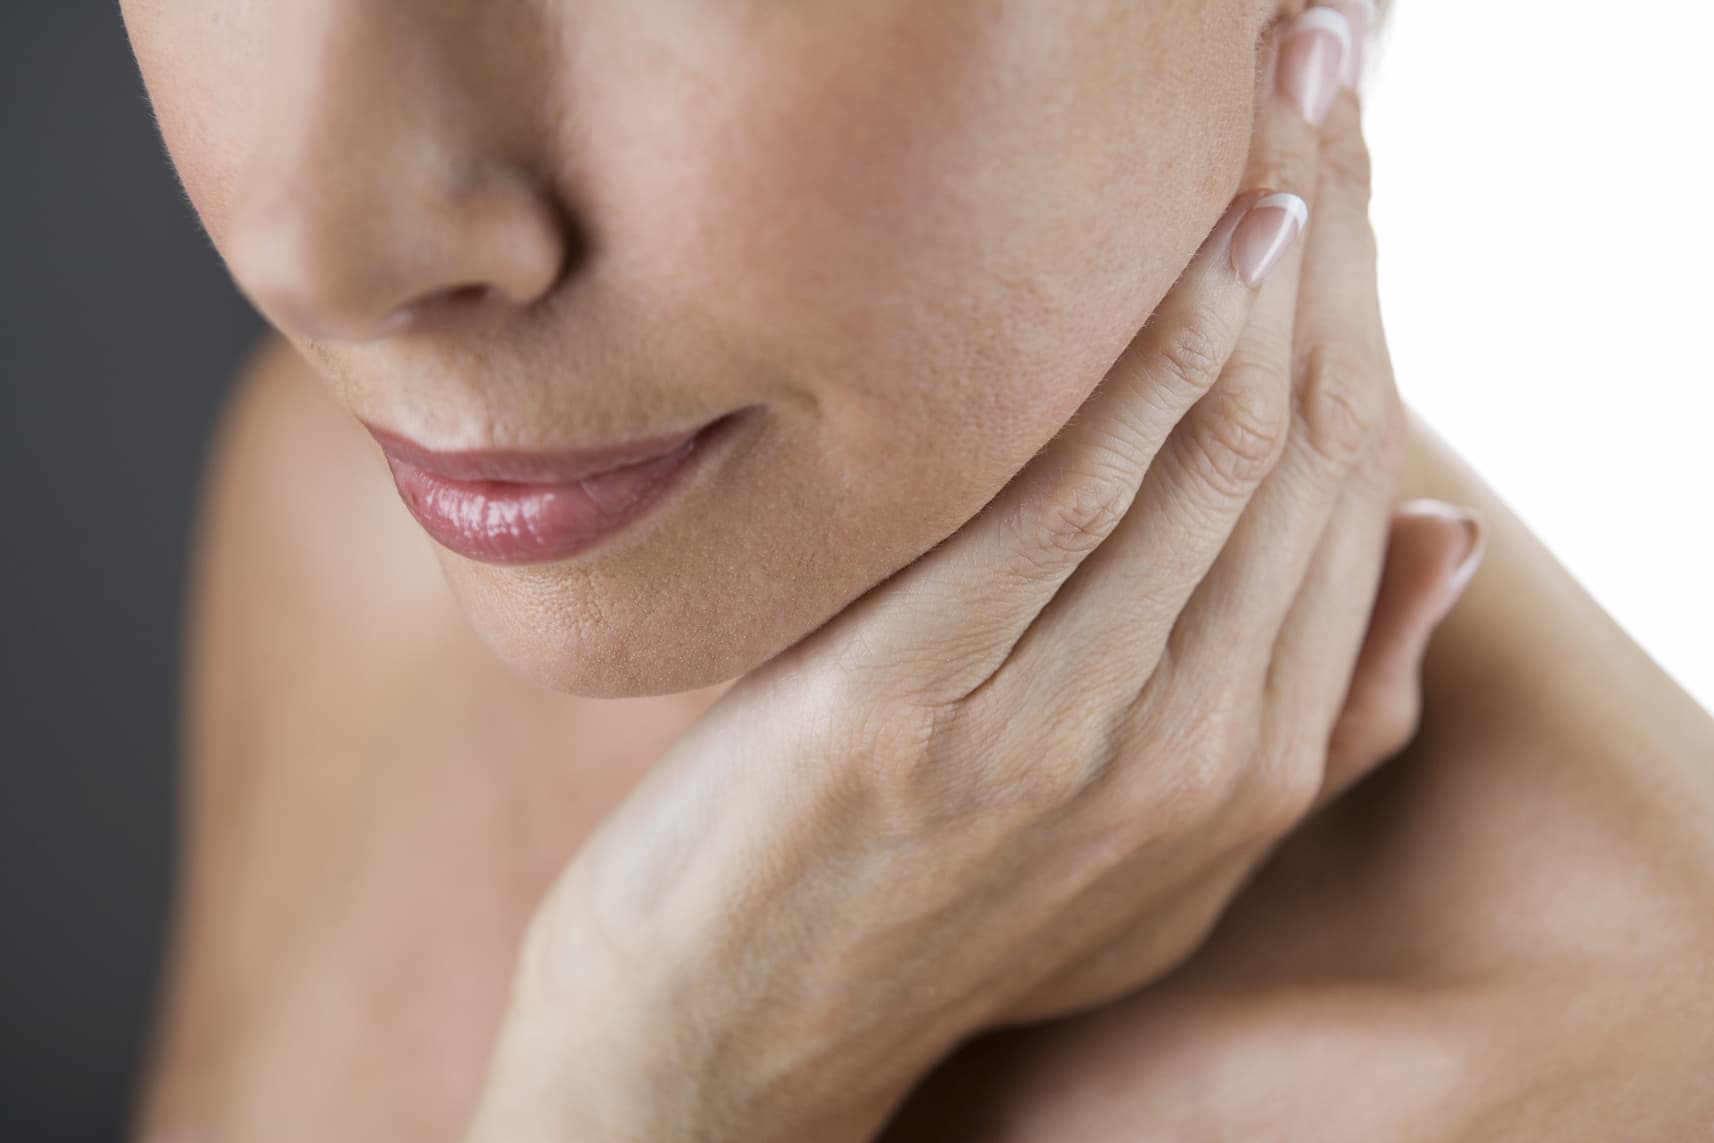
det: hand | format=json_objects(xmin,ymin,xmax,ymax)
[{"xmin": 464, "ymin": 7, "xmax": 1478, "ymax": 1139}]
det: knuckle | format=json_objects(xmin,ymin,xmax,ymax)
[
  {"xmin": 1294, "ymin": 346, "xmax": 1381, "ymax": 473},
  {"xmin": 1152, "ymin": 306, "xmax": 1236, "ymax": 401},
  {"xmin": 1127, "ymin": 698, "xmax": 1254, "ymax": 834},
  {"xmin": 1169, "ymin": 750, "xmax": 1240, "ymax": 830},
  {"xmin": 1322, "ymin": 123, "xmax": 1375, "ymax": 205},
  {"xmin": 1172, "ymin": 736, "xmax": 1255, "ymax": 834},
  {"xmin": 1015, "ymin": 464, "xmax": 1132, "ymax": 577},
  {"xmin": 1182, "ymin": 373, "xmax": 1289, "ymax": 502},
  {"xmin": 1243, "ymin": 741, "xmax": 1325, "ymax": 839},
  {"xmin": 838, "ymin": 630, "xmax": 975, "ymax": 711}
]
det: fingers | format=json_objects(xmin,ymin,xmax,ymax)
[
  {"xmin": 819, "ymin": 193, "xmax": 1276, "ymax": 703},
  {"xmin": 1025, "ymin": 502, "xmax": 1486, "ymax": 1024},
  {"xmin": 986, "ymin": 194, "xmax": 1308, "ymax": 696},
  {"xmin": 1254, "ymin": 440, "xmax": 1401, "ymax": 817},
  {"xmin": 1245, "ymin": 76, "xmax": 1403, "ymax": 810},
  {"xmin": 1323, "ymin": 501, "xmax": 1485, "ymax": 797},
  {"xmin": 987, "ymin": 6, "xmax": 1350, "ymax": 694},
  {"xmin": 1163, "ymin": 16, "xmax": 1378, "ymax": 696}
]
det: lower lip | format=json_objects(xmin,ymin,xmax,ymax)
[{"xmin": 383, "ymin": 413, "xmax": 744, "ymax": 565}]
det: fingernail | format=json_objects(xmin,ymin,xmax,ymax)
[
  {"xmin": 1337, "ymin": 0, "xmax": 1376, "ymax": 89},
  {"xmin": 1278, "ymin": 6, "xmax": 1352, "ymax": 126},
  {"xmin": 1442, "ymin": 513, "xmax": 1487, "ymax": 609},
  {"xmin": 1399, "ymin": 499, "xmax": 1488, "ymax": 621},
  {"xmin": 1230, "ymin": 192, "xmax": 1308, "ymax": 287}
]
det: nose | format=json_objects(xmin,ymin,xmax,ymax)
[{"xmin": 220, "ymin": 3, "xmax": 569, "ymax": 342}]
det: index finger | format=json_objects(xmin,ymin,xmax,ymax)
[{"xmin": 816, "ymin": 187, "xmax": 1302, "ymax": 702}]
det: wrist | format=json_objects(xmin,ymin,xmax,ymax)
[
  {"xmin": 466, "ymin": 908, "xmax": 921, "ymax": 1143},
  {"xmin": 468, "ymin": 1020, "xmax": 905, "ymax": 1143}
]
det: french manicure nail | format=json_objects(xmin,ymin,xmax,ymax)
[
  {"xmin": 1342, "ymin": 0, "xmax": 1376, "ymax": 89},
  {"xmin": 1399, "ymin": 499, "xmax": 1488, "ymax": 621},
  {"xmin": 1278, "ymin": 6, "xmax": 1352, "ymax": 126},
  {"xmin": 1230, "ymin": 192, "xmax": 1308, "ymax": 287},
  {"xmin": 1442, "ymin": 512, "xmax": 1488, "ymax": 612}
]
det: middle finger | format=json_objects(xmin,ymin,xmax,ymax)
[
  {"xmin": 1162, "ymin": 2, "xmax": 1383, "ymax": 694},
  {"xmin": 1002, "ymin": 3, "xmax": 1350, "ymax": 691}
]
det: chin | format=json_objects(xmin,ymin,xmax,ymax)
[
  {"xmin": 448, "ymin": 584, "xmax": 792, "ymax": 699},
  {"xmin": 435, "ymin": 528, "xmax": 882, "ymax": 698},
  {"xmin": 421, "ymin": 421, "xmax": 1013, "ymax": 698}
]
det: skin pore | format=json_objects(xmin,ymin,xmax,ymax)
[
  {"xmin": 121, "ymin": 0, "xmax": 1714, "ymax": 1139},
  {"xmin": 120, "ymin": 0, "xmax": 1274, "ymax": 697}
]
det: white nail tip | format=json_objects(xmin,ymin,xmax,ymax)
[
  {"xmin": 1445, "ymin": 536, "xmax": 1489, "ymax": 600},
  {"xmin": 1395, "ymin": 499, "xmax": 1489, "ymax": 604},
  {"xmin": 1293, "ymin": 8, "xmax": 1353, "ymax": 63},
  {"xmin": 1396, "ymin": 499, "xmax": 1471, "ymax": 522},
  {"xmin": 1253, "ymin": 193, "xmax": 1310, "ymax": 230}
]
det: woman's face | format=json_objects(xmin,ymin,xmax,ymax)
[{"xmin": 122, "ymin": 0, "xmax": 1283, "ymax": 697}]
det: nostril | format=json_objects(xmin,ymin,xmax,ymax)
[
  {"xmin": 380, "ymin": 283, "xmax": 498, "ymax": 334},
  {"xmin": 226, "ymin": 161, "xmax": 567, "ymax": 343},
  {"xmin": 434, "ymin": 283, "xmax": 496, "ymax": 309}
]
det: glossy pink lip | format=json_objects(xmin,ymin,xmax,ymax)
[{"xmin": 363, "ymin": 412, "xmax": 744, "ymax": 565}]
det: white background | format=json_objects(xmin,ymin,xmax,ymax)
[{"xmin": 1365, "ymin": 1, "xmax": 1713, "ymax": 710}]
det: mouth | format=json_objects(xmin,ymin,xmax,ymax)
[{"xmin": 363, "ymin": 411, "xmax": 749, "ymax": 565}]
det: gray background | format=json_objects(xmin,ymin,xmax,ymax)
[{"xmin": 3, "ymin": 6, "xmax": 263, "ymax": 1139}]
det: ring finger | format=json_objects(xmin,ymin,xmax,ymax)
[
  {"xmin": 1161, "ymin": 2, "xmax": 1378, "ymax": 697},
  {"xmin": 996, "ymin": 3, "xmax": 1345, "ymax": 695}
]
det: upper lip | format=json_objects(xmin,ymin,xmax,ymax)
[{"xmin": 360, "ymin": 417, "xmax": 722, "ymax": 484}]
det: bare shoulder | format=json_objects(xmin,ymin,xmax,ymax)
[
  {"xmin": 140, "ymin": 338, "xmax": 581, "ymax": 1143},
  {"xmin": 193, "ymin": 337, "xmax": 453, "ymax": 647},
  {"xmin": 185, "ymin": 336, "xmax": 471, "ymax": 733},
  {"xmin": 178, "ymin": 331, "xmax": 602, "ymax": 802}
]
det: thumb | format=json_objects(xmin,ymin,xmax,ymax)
[{"xmin": 1323, "ymin": 499, "xmax": 1486, "ymax": 800}]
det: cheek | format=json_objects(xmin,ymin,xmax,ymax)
[
  {"xmin": 598, "ymin": 4, "xmax": 1262, "ymax": 533},
  {"xmin": 467, "ymin": 6, "xmax": 1264, "ymax": 695},
  {"xmin": 124, "ymin": 0, "xmax": 1264, "ymax": 697},
  {"xmin": 120, "ymin": 0, "xmax": 266, "ymax": 224}
]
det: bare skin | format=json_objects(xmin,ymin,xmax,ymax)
[
  {"xmin": 136, "ymin": 337, "xmax": 1714, "ymax": 1142},
  {"xmin": 882, "ymin": 420, "xmax": 1714, "ymax": 1141},
  {"xmin": 120, "ymin": 1, "xmax": 1714, "ymax": 1136}
]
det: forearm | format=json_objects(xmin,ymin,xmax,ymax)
[
  {"xmin": 462, "ymin": 967, "xmax": 917, "ymax": 1143},
  {"xmin": 473, "ymin": 412, "xmax": 1714, "ymax": 1143}
]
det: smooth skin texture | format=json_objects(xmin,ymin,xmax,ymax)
[
  {"xmin": 881, "ymin": 420, "xmax": 1714, "ymax": 1143},
  {"xmin": 127, "ymin": 0, "xmax": 1452, "ymax": 1132},
  {"xmin": 135, "ymin": 7, "xmax": 1459, "ymax": 1135},
  {"xmin": 456, "ymin": 15, "xmax": 1456, "ymax": 1137},
  {"xmin": 468, "ymin": 73, "xmax": 1714, "ymax": 1134},
  {"xmin": 121, "ymin": 0, "xmax": 1285, "ymax": 698},
  {"xmin": 120, "ymin": 2, "xmax": 1714, "ymax": 1142}
]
